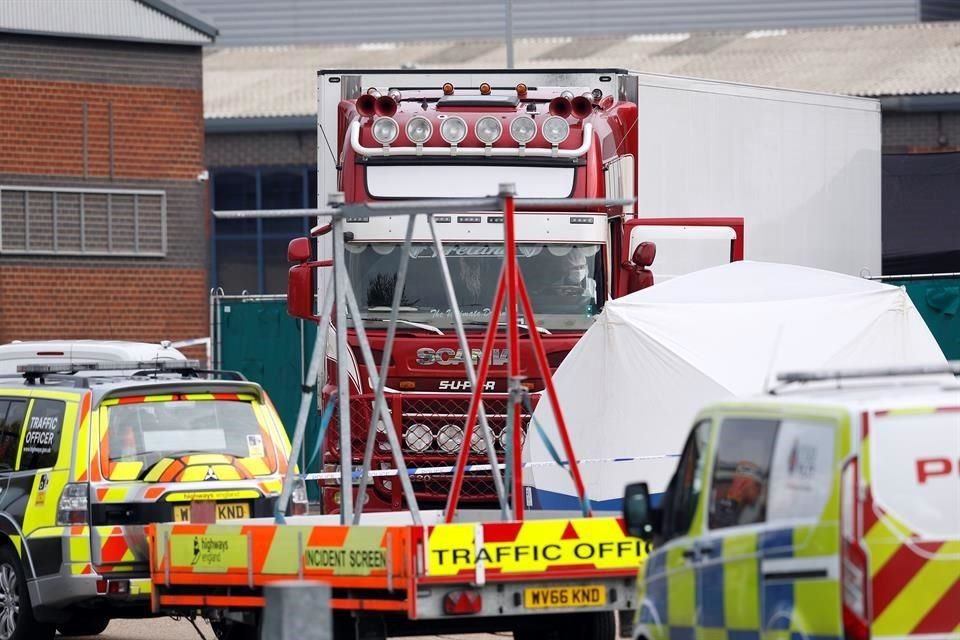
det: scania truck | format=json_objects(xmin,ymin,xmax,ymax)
[{"xmin": 237, "ymin": 69, "xmax": 880, "ymax": 513}]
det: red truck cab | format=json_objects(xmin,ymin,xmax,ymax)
[{"xmin": 288, "ymin": 70, "xmax": 743, "ymax": 513}]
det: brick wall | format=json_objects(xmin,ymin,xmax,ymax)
[
  {"xmin": 882, "ymin": 111, "xmax": 960, "ymax": 152},
  {"xmin": 0, "ymin": 265, "xmax": 208, "ymax": 343},
  {"xmin": 205, "ymin": 131, "xmax": 317, "ymax": 167},
  {"xmin": 0, "ymin": 78, "xmax": 203, "ymax": 180},
  {"xmin": 0, "ymin": 33, "xmax": 208, "ymax": 345}
]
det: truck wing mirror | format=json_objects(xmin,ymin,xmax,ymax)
[
  {"xmin": 287, "ymin": 237, "xmax": 317, "ymax": 320},
  {"xmin": 288, "ymin": 237, "xmax": 311, "ymax": 263},
  {"xmin": 632, "ymin": 241, "xmax": 656, "ymax": 268},
  {"xmin": 623, "ymin": 482, "xmax": 656, "ymax": 541},
  {"xmin": 623, "ymin": 242, "xmax": 656, "ymax": 294}
]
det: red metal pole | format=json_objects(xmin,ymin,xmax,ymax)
[
  {"xmin": 517, "ymin": 276, "xmax": 592, "ymax": 516},
  {"xmin": 503, "ymin": 190, "xmax": 524, "ymax": 520},
  {"xmin": 443, "ymin": 268, "xmax": 506, "ymax": 523}
]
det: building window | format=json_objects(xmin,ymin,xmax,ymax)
[
  {"xmin": 0, "ymin": 186, "xmax": 166, "ymax": 256},
  {"xmin": 210, "ymin": 166, "xmax": 315, "ymax": 294}
]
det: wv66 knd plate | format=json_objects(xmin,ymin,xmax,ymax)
[
  {"xmin": 523, "ymin": 585, "xmax": 607, "ymax": 610},
  {"xmin": 173, "ymin": 501, "xmax": 250, "ymax": 522}
]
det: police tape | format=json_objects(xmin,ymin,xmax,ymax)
[{"xmin": 302, "ymin": 454, "xmax": 679, "ymax": 482}]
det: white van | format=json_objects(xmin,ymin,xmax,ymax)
[
  {"xmin": 623, "ymin": 365, "xmax": 960, "ymax": 640},
  {"xmin": 0, "ymin": 340, "xmax": 186, "ymax": 374}
]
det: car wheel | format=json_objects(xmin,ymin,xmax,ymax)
[
  {"xmin": 0, "ymin": 546, "xmax": 54, "ymax": 640},
  {"xmin": 56, "ymin": 614, "xmax": 110, "ymax": 636}
]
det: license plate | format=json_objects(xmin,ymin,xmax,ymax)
[
  {"xmin": 523, "ymin": 585, "xmax": 607, "ymax": 610},
  {"xmin": 172, "ymin": 502, "xmax": 250, "ymax": 522}
]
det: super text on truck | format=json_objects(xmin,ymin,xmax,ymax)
[{"xmin": 280, "ymin": 68, "xmax": 879, "ymax": 514}]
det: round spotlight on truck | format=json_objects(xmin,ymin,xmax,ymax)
[
  {"xmin": 440, "ymin": 116, "xmax": 468, "ymax": 145},
  {"xmin": 372, "ymin": 117, "xmax": 399, "ymax": 145},
  {"xmin": 541, "ymin": 116, "xmax": 570, "ymax": 145},
  {"xmin": 405, "ymin": 116, "xmax": 433, "ymax": 144},
  {"xmin": 475, "ymin": 116, "xmax": 502, "ymax": 145},
  {"xmin": 470, "ymin": 428, "xmax": 487, "ymax": 453},
  {"xmin": 509, "ymin": 116, "xmax": 537, "ymax": 145},
  {"xmin": 437, "ymin": 424, "xmax": 464, "ymax": 453},
  {"xmin": 403, "ymin": 423, "xmax": 432, "ymax": 453}
]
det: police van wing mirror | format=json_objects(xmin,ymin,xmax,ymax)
[{"xmin": 623, "ymin": 482, "xmax": 655, "ymax": 541}]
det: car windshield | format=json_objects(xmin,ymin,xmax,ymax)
[
  {"xmin": 345, "ymin": 242, "xmax": 604, "ymax": 331},
  {"xmin": 104, "ymin": 399, "xmax": 275, "ymax": 478}
]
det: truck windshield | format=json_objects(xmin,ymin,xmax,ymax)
[{"xmin": 345, "ymin": 242, "xmax": 604, "ymax": 331}]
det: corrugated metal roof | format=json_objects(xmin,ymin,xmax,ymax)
[
  {"xmin": 203, "ymin": 20, "xmax": 960, "ymax": 121},
  {"xmin": 180, "ymin": 0, "xmax": 927, "ymax": 47},
  {"xmin": 0, "ymin": 0, "xmax": 216, "ymax": 45}
]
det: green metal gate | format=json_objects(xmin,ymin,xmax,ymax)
[
  {"xmin": 877, "ymin": 273, "xmax": 960, "ymax": 360},
  {"xmin": 211, "ymin": 294, "xmax": 322, "ymax": 498}
]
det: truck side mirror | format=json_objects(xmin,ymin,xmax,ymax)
[
  {"xmin": 623, "ymin": 482, "xmax": 655, "ymax": 541},
  {"xmin": 623, "ymin": 242, "xmax": 656, "ymax": 294},
  {"xmin": 287, "ymin": 238, "xmax": 316, "ymax": 320}
]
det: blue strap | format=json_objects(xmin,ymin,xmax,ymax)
[
  {"xmin": 307, "ymin": 393, "xmax": 338, "ymax": 470},
  {"xmin": 275, "ymin": 393, "xmax": 338, "ymax": 524},
  {"xmin": 523, "ymin": 396, "xmax": 591, "ymax": 517}
]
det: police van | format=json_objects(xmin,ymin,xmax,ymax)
[
  {"xmin": 622, "ymin": 365, "xmax": 960, "ymax": 640},
  {"xmin": 0, "ymin": 361, "xmax": 304, "ymax": 639}
]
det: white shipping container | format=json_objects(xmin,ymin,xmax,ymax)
[{"xmin": 631, "ymin": 72, "xmax": 882, "ymax": 277}]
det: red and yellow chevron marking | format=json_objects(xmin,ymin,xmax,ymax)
[
  {"xmin": 96, "ymin": 526, "xmax": 139, "ymax": 567},
  {"xmin": 426, "ymin": 518, "xmax": 644, "ymax": 578},
  {"xmin": 861, "ymin": 411, "xmax": 960, "ymax": 637}
]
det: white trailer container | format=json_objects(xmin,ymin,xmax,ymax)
[{"xmin": 629, "ymin": 72, "xmax": 881, "ymax": 278}]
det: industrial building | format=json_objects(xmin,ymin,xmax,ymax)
[
  {"xmin": 0, "ymin": 1, "xmax": 216, "ymax": 344},
  {"xmin": 202, "ymin": 21, "xmax": 960, "ymax": 292}
]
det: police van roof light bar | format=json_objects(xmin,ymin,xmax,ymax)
[{"xmin": 776, "ymin": 362, "xmax": 960, "ymax": 384}]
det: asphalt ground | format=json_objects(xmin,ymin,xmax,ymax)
[{"xmin": 75, "ymin": 617, "xmax": 508, "ymax": 639}]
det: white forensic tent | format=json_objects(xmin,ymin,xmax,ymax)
[{"xmin": 525, "ymin": 261, "xmax": 946, "ymax": 511}]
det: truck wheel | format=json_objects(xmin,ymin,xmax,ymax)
[
  {"xmin": 56, "ymin": 615, "xmax": 110, "ymax": 636},
  {"xmin": 0, "ymin": 546, "xmax": 54, "ymax": 640},
  {"xmin": 210, "ymin": 618, "xmax": 259, "ymax": 640},
  {"xmin": 565, "ymin": 611, "xmax": 616, "ymax": 640}
]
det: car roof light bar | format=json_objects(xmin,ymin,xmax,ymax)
[{"xmin": 777, "ymin": 362, "xmax": 960, "ymax": 384}]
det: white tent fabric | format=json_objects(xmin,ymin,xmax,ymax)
[{"xmin": 525, "ymin": 261, "xmax": 946, "ymax": 510}]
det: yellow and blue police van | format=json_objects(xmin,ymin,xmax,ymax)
[
  {"xmin": 0, "ymin": 360, "xmax": 302, "ymax": 639},
  {"xmin": 623, "ymin": 365, "xmax": 960, "ymax": 640}
]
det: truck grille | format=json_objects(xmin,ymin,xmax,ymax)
[{"xmin": 327, "ymin": 392, "xmax": 537, "ymax": 505}]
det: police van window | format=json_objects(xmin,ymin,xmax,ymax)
[
  {"xmin": 20, "ymin": 399, "xmax": 66, "ymax": 470},
  {"xmin": 0, "ymin": 400, "xmax": 27, "ymax": 470},
  {"xmin": 708, "ymin": 417, "xmax": 778, "ymax": 530},
  {"xmin": 661, "ymin": 420, "xmax": 710, "ymax": 541},
  {"xmin": 767, "ymin": 419, "xmax": 836, "ymax": 522}
]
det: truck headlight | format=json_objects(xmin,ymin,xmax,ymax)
[
  {"xmin": 405, "ymin": 116, "xmax": 433, "ymax": 144},
  {"xmin": 440, "ymin": 116, "xmax": 468, "ymax": 144},
  {"xmin": 475, "ymin": 116, "xmax": 502, "ymax": 145},
  {"xmin": 509, "ymin": 115, "xmax": 537, "ymax": 144},
  {"xmin": 404, "ymin": 423, "xmax": 432, "ymax": 453},
  {"xmin": 373, "ymin": 117, "xmax": 399, "ymax": 145},
  {"xmin": 437, "ymin": 424, "xmax": 464, "ymax": 453},
  {"xmin": 542, "ymin": 116, "xmax": 569, "ymax": 144}
]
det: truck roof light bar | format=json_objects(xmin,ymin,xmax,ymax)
[
  {"xmin": 776, "ymin": 362, "xmax": 960, "ymax": 384},
  {"xmin": 349, "ymin": 121, "xmax": 593, "ymax": 159}
]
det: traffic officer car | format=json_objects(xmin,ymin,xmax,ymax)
[
  {"xmin": 623, "ymin": 364, "xmax": 960, "ymax": 640},
  {"xmin": 0, "ymin": 360, "xmax": 304, "ymax": 639}
]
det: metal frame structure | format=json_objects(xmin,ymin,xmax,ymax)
[{"xmin": 215, "ymin": 185, "xmax": 632, "ymax": 525}]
